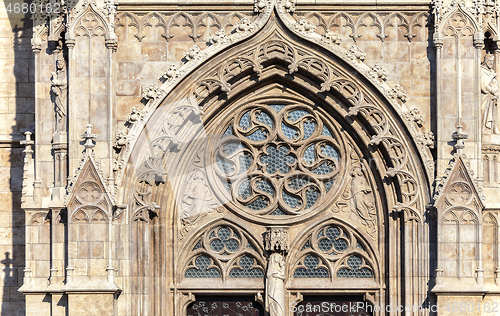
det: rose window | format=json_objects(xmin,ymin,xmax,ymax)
[{"xmin": 213, "ymin": 102, "xmax": 343, "ymax": 216}]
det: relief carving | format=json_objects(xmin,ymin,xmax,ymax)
[
  {"xmin": 265, "ymin": 253, "xmax": 286, "ymax": 316},
  {"xmin": 481, "ymin": 54, "xmax": 500, "ymax": 134},
  {"xmin": 51, "ymin": 53, "xmax": 67, "ymax": 132},
  {"xmin": 348, "ymin": 165, "xmax": 377, "ymax": 236}
]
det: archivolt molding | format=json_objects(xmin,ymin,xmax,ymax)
[{"xmin": 116, "ymin": 2, "xmax": 432, "ymax": 229}]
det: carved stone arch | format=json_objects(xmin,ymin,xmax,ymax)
[
  {"xmin": 69, "ymin": 3, "xmax": 110, "ymax": 37},
  {"xmin": 71, "ymin": 208, "xmax": 90, "ymax": 223},
  {"xmin": 116, "ymin": 11, "xmax": 141, "ymax": 41},
  {"xmin": 117, "ymin": 6, "xmax": 433, "ymax": 314},
  {"xmin": 286, "ymin": 218, "xmax": 380, "ymax": 289},
  {"xmin": 383, "ymin": 12, "xmax": 411, "ymax": 41},
  {"xmin": 438, "ymin": 6, "xmax": 478, "ymax": 38},
  {"xmin": 177, "ymin": 218, "xmax": 266, "ymax": 272},
  {"xmin": 28, "ymin": 212, "xmax": 49, "ymax": 225},
  {"xmin": 140, "ymin": 12, "xmax": 168, "ymax": 42},
  {"xmin": 355, "ymin": 12, "xmax": 386, "ymax": 42},
  {"xmin": 167, "ymin": 12, "xmax": 196, "ymax": 42}
]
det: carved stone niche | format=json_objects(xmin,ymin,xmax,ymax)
[
  {"xmin": 264, "ymin": 226, "xmax": 289, "ymax": 253},
  {"xmin": 433, "ymin": 155, "xmax": 485, "ymax": 294}
]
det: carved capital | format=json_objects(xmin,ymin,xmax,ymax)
[{"xmin": 433, "ymin": 35, "xmax": 443, "ymax": 49}]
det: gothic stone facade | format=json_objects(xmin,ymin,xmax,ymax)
[{"xmin": 3, "ymin": 0, "xmax": 500, "ymax": 314}]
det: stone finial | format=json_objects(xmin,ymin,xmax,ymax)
[
  {"xmin": 452, "ymin": 124, "xmax": 468, "ymax": 153},
  {"xmin": 264, "ymin": 227, "xmax": 289, "ymax": 253},
  {"xmin": 20, "ymin": 131, "xmax": 34, "ymax": 154},
  {"xmin": 81, "ymin": 124, "xmax": 97, "ymax": 152}
]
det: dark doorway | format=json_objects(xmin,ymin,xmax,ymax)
[{"xmin": 187, "ymin": 295, "xmax": 265, "ymax": 316}]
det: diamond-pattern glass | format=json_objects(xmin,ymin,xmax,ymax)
[
  {"xmin": 229, "ymin": 256, "xmax": 264, "ymax": 278},
  {"xmin": 318, "ymin": 226, "xmax": 348, "ymax": 253},
  {"xmin": 256, "ymin": 111, "xmax": 273, "ymax": 128},
  {"xmin": 337, "ymin": 256, "xmax": 373, "ymax": 278},
  {"xmin": 222, "ymin": 125, "xmax": 233, "ymax": 137},
  {"xmin": 322, "ymin": 126, "xmax": 332, "ymax": 137},
  {"xmin": 303, "ymin": 121, "xmax": 315, "ymax": 139},
  {"xmin": 260, "ymin": 146, "xmax": 295, "ymax": 174},
  {"xmin": 215, "ymin": 102, "xmax": 343, "ymax": 217},
  {"xmin": 282, "ymin": 123, "xmax": 299, "ymax": 140},
  {"xmin": 293, "ymin": 255, "xmax": 329, "ymax": 278},
  {"xmin": 270, "ymin": 104, "xmax": 286, "ymax": 113},
  {"xmin": 283, "ymin": 191, "xmax": 300, "ymax": 208},
  {"xmin": 193, "ymin": 240, "xmax": 202, "ymax": 250},
  {"xmin": 209, "ymin": 227, "xmax": 240, "ymax": 254},
  {"xmin": 185, "ymin": 255, "xmax": 221, "ymax": 278}
]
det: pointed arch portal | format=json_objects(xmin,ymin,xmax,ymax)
[{"xmin": 118, "ymin": 11, "xmax": 432, "ymax": 316}]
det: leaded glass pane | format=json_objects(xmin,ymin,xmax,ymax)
[
  {"xmin": 293, "ymin": 255, "xmax": 329, "ymax": 278},
  {"xmin": 185, "ymin": 255, "xmax": 221, "ymax": 278},
  {"xmin": 229, "ymin": 256, "xmax": 264, "ymax": 278},
  {"xmin": 337, "ymin": 256, "xmax": 373, "ymax": 278}
]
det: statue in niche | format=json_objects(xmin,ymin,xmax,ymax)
[
  {"xmin": 481, "ymin": 54, "xmax": 500, "ymax": 134},
  {"xmin": 181, "ymin": 170, "xmax": 211, "ymax": 225},
  {"xmin": 348, "ymin": 165, "xmax": 376, "ymax": 235},
  {"xmin": 266, "ymin": 253, "xmax": 286, "ymax": 316},
  {"xmin": 51, "ymin": 53, "xmax": 67, "ymax": 132}
]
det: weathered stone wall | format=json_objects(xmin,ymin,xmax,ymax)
[{"xmin": 0, "ymin": 2, "xmax": 35, "ymax": 315}]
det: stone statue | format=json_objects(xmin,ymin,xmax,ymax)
[
  {"xmin": 51, "ymin": 54, "xmax": 67, "ymax": 131},
  {"xmin": 481, "ymin": 54, "xmax": 500, "ymax": 134},
  {"xmin": 349, "ymin": 165, "xmax": 376, "ymax": 234},
  {"xmin": 266, "ymin": 253, "xmax": 286, "ymax": 316},
  {"xmin": 181, "ymin": 170, "xmax": 209, "ymax": 224}
]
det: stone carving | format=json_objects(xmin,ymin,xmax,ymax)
[
  {"xmin": 182, "ymin": 223, "xmax": 265, "ymax": 279},
  {"xmin": 291, "ymin": 18, "xmax": 316, "ymax": 34},
  {"xmin": 367, "ymin": 63, "xmax": 388, "ymax": 81},
  {"xmin": 388, "ymin": 84, "xmax": 407, "ymax": 102},
  {"xmin": 265, "ymin": 253, "xmax": 286, "ymax": 316},
  {"xmin": 142, "ymin": 84, "xmax": 165, "ymax": 100},
  {"xmin": 181, "ymin": 170, "xmax": 212, "ymax": 224},
  {"xmin": 481, "ymin": 54, "xmax": 500, "ymax": 134},
  {"xmin": 113, "ymin": 133, "xmax": 127, "ymax": 151},
  {"xmin": 51, "ymin": 53, "xmax": 67, "ymax": 132},
  {"xmin": 345, "ymin": 45, "xmax": 366, "ymax": 61},
  {"xmin": 208, "ymin": 30, "xmax": 229, "ymax": 46},
  {"xmin": 183, "ymin": 44, "xmax": 204, "ymax": 61},
  {"xmin": 162, "ymin": 64, "xmax": 184, "ymax": 80},
  {"xmin": 81, "ymin": 124, "xmax": 97, "ymax": 151},
  {"xmin": 126, "ymin": 107, "xmax": 144, "ymax": 124},
  {"xmin": 264, "ymin": 227, "xmax": 289, "ymax": 252},
  {"xmin": 211, "ymin": 100, "xmax": 342, "ymax": 217},
  {"xmin": 348, "ymin": 165, "xmax": 377, "ymax": 236},
  {"xmin": 319, "ymin": 30, "xmax": 341, "ymax": 47},
  {"xmin": 290, "ymin": 222, "xmax": 376, "ymax": 280}
]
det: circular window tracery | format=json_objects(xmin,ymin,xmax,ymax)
[{"xmin": 211, "ymin": 100, "xmax": 344, "ymax": 218}]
